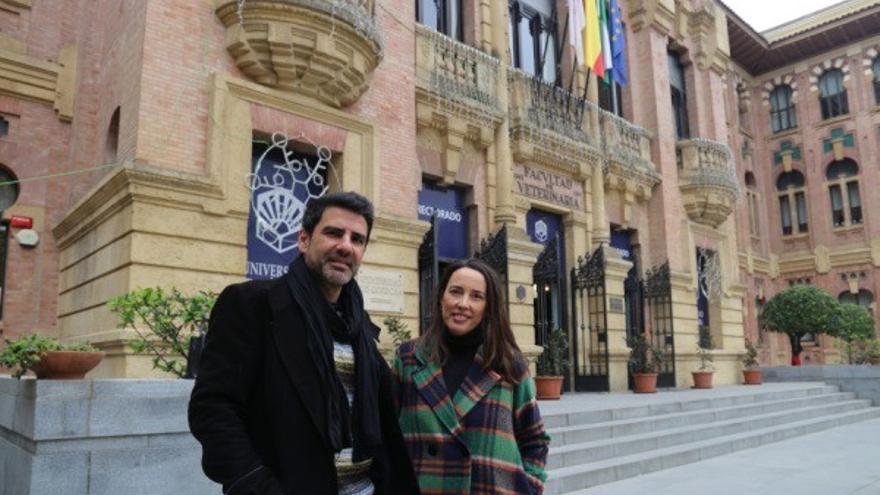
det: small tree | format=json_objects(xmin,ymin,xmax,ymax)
[
  {"xmin": 833, "ymin": 304, "xmax": 876, "ymax": 364},
  {"xmin": 625, "ymin": 334, "xmax": 664, "ymax": 374},
  {"xmin": 108, "ymin": 287, "xmax": 217, "ymax": 378},
  {"xmin": 760, "ymin": 286, "xmax": 839, "ymax": 365}
]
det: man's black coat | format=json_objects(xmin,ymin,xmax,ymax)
[{"xmin": 188, "ymin": 273, "xmax": 419, "ymax": 495}]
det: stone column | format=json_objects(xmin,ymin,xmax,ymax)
[
  {"xmin": 489, "ymin": 0, "xmax": 515, "ymax": 226},
  {"xmin": 603, "ymin": 249, "xmax": 633, "ymax": 391}
]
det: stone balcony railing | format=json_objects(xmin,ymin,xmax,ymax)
[
  {"xmin": 414, "ymin": 24, "xmax": 501, "ymax": 121},
  {"xmin": 677, "ymin": 138, "xmax": 740, "ymax": 227},
  {"xmin": 600, "ymin": 109, "xmax": 657, "ymax": 179},
  {"xmin": 508, "ymin": 69, "xmax": 600, "ymax": 171},
  {"xmin": 215, "ymin": 0, "xmax": 383, "ymax": 108}
]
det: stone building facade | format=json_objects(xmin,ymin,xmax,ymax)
[{"xmin": 0, "ymin": 0, "xmax": 877, "ymax": 388}]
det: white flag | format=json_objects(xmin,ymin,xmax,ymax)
[{"xmin": 567, "ymin": 0, "xmax": 585, "ymax": 64}]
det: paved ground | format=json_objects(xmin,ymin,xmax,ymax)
[{"xmin": 572, "ymin": 416, "xmax": 880, "ymax": 495}]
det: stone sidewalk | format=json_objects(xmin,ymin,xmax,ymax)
[{"xmin": 571, "ymin": 416, "xmax": 880, "ymax": 495}]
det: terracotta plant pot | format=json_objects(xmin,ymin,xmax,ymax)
[
  {"xmin": 535, "ymin": 376, "xmax": 564, "ymax": 400},
  {"xmin": 692, "ymin": 370, "xmax": 714, "ymax": 389},
  {"xmin": 742, "ymin": 369, "xmax": 763, "ymax": 385},
  {"xmin": 30, "ymin": 351, "xmax": 105, "ymax": 379},
  {"xmin": 632, "ymin": 373, "xmax": 658, "ymax": 394}
]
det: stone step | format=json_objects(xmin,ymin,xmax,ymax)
[
  {"xmin": 547, "ymin": 391, "xmax": 857, "ymax": 447},
  {"xmin": 545, "ymin": 407, "xmax": 880, "ymax": 494},
  {"xmin": 547, "ymin": 398, "xmax": 870, "ymax": 469},
  {"xmin": 542, "ymin": 384, "xmax": 838, "ymax": 429}
]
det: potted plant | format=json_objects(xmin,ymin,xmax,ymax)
[
  {"xmin": 626, "ymin": 333, "xmax": 664, "ymax": 394},
  {"xmin": 692, "ymin": 332, "xmax": 714, "ymax": 389},
  {"xmin": 742, "ymin": 338, "xmax": 762, "ymax": 384},
  {"xmin": 535, "ymin": 327, "xmax": 569, "ymax": 400},
  {"xmin": 0, "ymin": 334, "xmax": 103, "ymax": 379}
]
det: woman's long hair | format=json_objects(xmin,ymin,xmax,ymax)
[{"xmin": 418, "ymin": 258, "xmax": 525, "ymax": 384}]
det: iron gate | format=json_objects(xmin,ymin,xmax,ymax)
[
  {"xmin": 418, "ymin": 216, "xmax": 439, "ymax": 335},
  {"xmin": 532, "ymin": 233, "xmax": 566, "ymax": 346},
  {"xmin": 644, "ymin": 262, "xmax": 676, "ymax": 388},
  {"xmin": 569, "ymin": 246, "xmax": 610, "ymax": 392},
  {"xmin": 474, "ymin": 224, "xmax": 509, "ymax": 302}
]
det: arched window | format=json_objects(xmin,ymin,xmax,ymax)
[
  {"xmin": 105, "ymin": 107, "xmax": 120, "ymax": 165},
  {"xmin": 745, "ymin": 172, "xmax": 760, "ymax": 236},
  {"xmin": 839, "ymin": 289, "xmax": 874, "ymax": 308},
  {"xmin": 818, "ymin": 69, "xmax": 848, "ymax": 119},
  {"xmin": 873, "ymin": 56, "xmax": 880, "ymax": 105},
  {"xmin": 776, "ymin": 171, "xmax": 807, "ymax": 236},
  {"xmin": 417, "ymin": 0, "xmax": 463, "ymax": 40},
  {"xmin": 769, "ymin": 85, "xmax": 796, "ymax": 132},
  {"xmin": 826, "ymin": 158, "xmax": 861, "ymax": 227}
]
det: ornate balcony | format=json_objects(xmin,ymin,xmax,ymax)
[
  {"xmin": 677, "ymin": 138, "xmax": 740, "ymax": 227},
  {"xmin": 600, "ymin": 109, "xmax": 659, "ymax": 183},
  {"xmin": 414, "ymin": 25, "xmax": 502, "ymax": 137},
  {"xmin": 215, "ymin": 0, "xmax": 383, "ymax": 108},
  {"xmin": 508, "ymin": 69, "xmax": 601, "ymax": 172}
]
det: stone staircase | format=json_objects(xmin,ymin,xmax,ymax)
[{"xmin": 542, "ymin": 383, "xmax": 880, "ymax": 494}]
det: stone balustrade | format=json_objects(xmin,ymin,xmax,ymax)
[
  {"xmin": 415, "ymin": 24, "xmax": 501, "ymax": 119},
  {"xmin": 600, "ymin": 109, "xmax": 656, "ymax": 176}
]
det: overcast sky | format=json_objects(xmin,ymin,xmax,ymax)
[{"xmin": 722, "ymin": 0, "xmax": 846, "ymax": 32}]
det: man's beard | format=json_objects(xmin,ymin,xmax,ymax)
[{"xmin": 316, "ymin": 254, "xmax": 358, "ymax": 287}]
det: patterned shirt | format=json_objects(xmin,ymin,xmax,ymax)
[{"xmin": 333, "ymin": 340, "xmax": 374, "ymax": 495}]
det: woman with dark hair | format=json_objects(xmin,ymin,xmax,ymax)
[{"xmin": 392, "ymin": 258, "xmax": 550, "ymax": 495}]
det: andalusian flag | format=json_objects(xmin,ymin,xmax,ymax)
[
  {"xmin": 583, "ymin": 0, "xmax": 603, "ymax": 74},
  {"xmin": 599, "ymin": 0, "xmax": 613, "ymax": 80}
]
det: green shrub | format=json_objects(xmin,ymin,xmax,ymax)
[
  {"xmin": 625, "ymin": 333, "xmax": 664, "ymax": 374},
  {"xmin": 108, "ymin": 287, "xmax": 216, "ymax": 378},
  {"xmin": 742, "ymin": 339, "xmax": 760, "ymax": 369},
  {"xmin": 833, "ymin": 304, "xmax": 875, "ymax": 343},
  {"xmin": 383, "ymin": 316, "xmax": 412, "ymax": 347},
  {"xmin": 0, "ymin": 335, "xmax": 97, "ymax": 379},
  {"xmin": 536, "ymin": 328, "xmax": 569, "ymax": 377}
]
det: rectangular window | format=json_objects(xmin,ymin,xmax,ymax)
[
  {"xmin": 599, "ymin": 79, "xmax": 624, "ymax": 116},
  {"xmin": 830, "ymin": 185, "xmax": 845, "ymax": 227},
  {"xmin": 848, "ymin": 181, "xmax": 862, "ymax": 225},
  {"xmin": 417, "ymin": 0, "xmax": 462, "ymax": 40},
  {"xmin": 779, "ymin": 196, "xmax": 792, "ymax": 235},
  {"xmin": 669, "ymin": 52, "xmax": 690, "ymax": 139},
  {"xmin": 875, "ymin": 79, "xmax": 880, "ymax": 105},
  {"xmin": 509, "ymin": 1, "xmax": 558, "ymax": 84},
  {"xmin": 795, "ymin": 191, "xmax": 808, "ymax": 232}
]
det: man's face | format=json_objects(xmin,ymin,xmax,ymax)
[{"xmin": 298, "ymin": 207, "xmax": 369, "ymax": 293}]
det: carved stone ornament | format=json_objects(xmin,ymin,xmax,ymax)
[
  {"xmin": 215, "ymin": 0, "xmax": 383, "ymax": 108},
  {"xmin": 676, "ymin": 138, "xmax": 739, "ymax": 228}
]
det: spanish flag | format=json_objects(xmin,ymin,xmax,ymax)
[{"xmin": 583, "ymin": 0, "xmax": 603, "ymax": 74}]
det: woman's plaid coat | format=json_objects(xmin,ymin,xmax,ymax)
[{"xmin": 392, "ymin": 340, "xmax": 550, "ymax": 495}]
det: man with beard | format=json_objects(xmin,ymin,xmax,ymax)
[{"xmin": 189, "ymin": 192, "xmax": 419, "ymax": 495}]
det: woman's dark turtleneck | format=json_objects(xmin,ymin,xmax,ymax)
[{"xmin": 442, "ymin": 324, "xmax": 485, "ymax": 397}]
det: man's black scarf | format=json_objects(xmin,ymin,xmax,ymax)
[{"xmin": 286, "ymin": 256, "xmax": 381, "ymax": 461}]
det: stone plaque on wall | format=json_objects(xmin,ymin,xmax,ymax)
[
  {"xmin": 513, "ymin": 163, "xmax": 583, "ymax": 209},
  {"xmin": 609, "ymin": 296, "xmax": 625, "ymax": 313},
  {"xmin": 357, "ymin": 267, "xmax": 405, "ymax": 313}
]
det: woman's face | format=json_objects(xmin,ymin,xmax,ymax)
[{"xmin": 441, "ymin": 267, "xmax": 488, "ymax": 336}]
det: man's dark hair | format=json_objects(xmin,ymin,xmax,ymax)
[{"xmin": 302, "ymin": 191, "xmax": 375, "ymax": 240}]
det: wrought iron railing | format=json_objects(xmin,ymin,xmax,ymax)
[
  {"xmin": 600, "ymin": 109, "xmax": 655, "ymax": 175},
  {"xmin": 415, "ymin": 25, "xmax": 501, "ymax": 116},
  {"xmin": 676, "ymin": 138, "xmax": 739, "ymax": 194}
]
